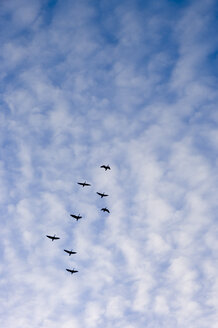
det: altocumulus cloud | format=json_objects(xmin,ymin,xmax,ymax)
[{"xmin": 0, "ymin": 0, "xmax": 218, "ymax": 327}]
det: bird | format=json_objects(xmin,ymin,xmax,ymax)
[
  {"xmin": 46, "ymin": 235, "xmax": 60, "ymax": 241},
  {"xmin": 101, "ymin": 207, "xmax": 110, "ymax": 213},
  {"xmin": 77, "ymin": 181, "xmax": 91, "ymax": 187},
  {"xmin": 100, "ymin": 165, "xmax": 111, "ymax": 171},
  {"xmin": 96, "ymin": 192, "xmax": 109, "ymax": 198},
  {"xmin": 64, "ymin": 249, "xmax": 77, "ymax": 256},
  {"xmin": 66, "ymin": 268, "xmax": 78, "ymax": 274},
  {"xmin": 70, "ymin": 214, "xmax": 82, "ymax": 221}
]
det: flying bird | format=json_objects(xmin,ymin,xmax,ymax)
[
  {"xmin": 46, "ymin": 235, "xmax": 60, "ymax": 241},
  {"xmin": 77, "ymin": 181, "xmax": 91, "ymax": 187},
  {"xmin": 101, "ymin": 207, "xmax": 110, "ymax": 213},
  {"xmin": 97, "ymin": 192, "xmax": 108, "ymax": 198},
  {"xmin": 66, "ymin": 268, "xmax": 78, "ymax": 274},
  {"xmin": 70, "ymin": 214, "xmax": 82, "ymax": 221},
  {"xmin": 100, "ymin": 165, "xmax": 111, "ymax": 171},
  {"xmin": 64, "ymin": 249, "xmax": 77, "ymax": 256}
]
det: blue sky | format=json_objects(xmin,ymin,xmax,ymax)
[{"xmin": 1, "ymin": 0, "xmax": 218, "ymax": 327}]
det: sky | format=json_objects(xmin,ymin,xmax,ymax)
[{"xmin": 0, "ymin": 0, "xmax": 218, "ymax": 327}]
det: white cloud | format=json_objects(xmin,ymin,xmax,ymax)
[
  {"xmin": 105, "ymin": 296, "xmax": 128, "ymax": 318},
  {"xmin": 0, "ymin": 0, "xmax": 218, "ymax": 327},
  {"xmin": 154, "ymin": 295, "xmax": 169, "ymax": 315}
]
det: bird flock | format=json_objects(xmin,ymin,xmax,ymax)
[{"xmin": 46, "ymin": 164, "xmax": 111, "ymax": 275}]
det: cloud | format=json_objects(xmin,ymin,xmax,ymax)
[{"xmin": 0, "ymin": 0, "xmax": 218, "ymax": 327}]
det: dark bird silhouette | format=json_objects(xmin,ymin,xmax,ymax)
[
  {"xmin": 70, "ymin": 214, "xmax": 82, "ymax": 221},
  {"xmin": 97, "ymin": 192, "xmax": 108, "ymax": 198},
  {"xmin": 66, "ymin": 268, "xmax": 78, "ymax": 274},
  {"xmin": 100, "ymin": 165, "xmax": 111, "ymax": 171},
  {"xmin": 101, "ymin": 207, "xmax": 110, "ymax": 213},
  {"xmin": 64, "ymin": 249, "xmax": 77, "ymax": 256},
  {"xmin": 77, "ymin": 181, "xmax": 91, "ymax": 187},
  {"xmin": 46, "ymin": 235, "xmax": 60, "ymax": 241}
]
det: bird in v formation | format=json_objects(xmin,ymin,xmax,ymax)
[
  {"xmin": 46, "ymin": 164, "xmax": 111, "ymax": 275},
  {"xmin": 100, "ymin": 164, "xmax": 111, "ymax": 171},
  {"xmin": 101, "ymin": 207, "xmax": 110, "ymax": 213},
  {"xmin": 77, "ymin": 181, "xmax": 91, "ymax": 187}
]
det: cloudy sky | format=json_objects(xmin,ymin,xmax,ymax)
[{"xmin": 1, "ymin": 0, "xmax": 218, "ymax": 327}]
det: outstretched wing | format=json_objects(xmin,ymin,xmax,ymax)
[
  {"xmin": 102, "ymin": 208, "xmax": 110, "ymax": 213},
  {"xmin": 66, "ymin": 268, "xmax": 78, "ymax": 274},
  {"xmin": 78, "ymin": 181, "xmax": 91, "ymax": 187},
  {"xmin": 100, "ymin": 165, "xmax": 111, "ymax": 170},
  {"xmin": 46, "ymin": 235, "xmax": 60, "ymax": 240},
  {"xmin": 71, "ymin": 214, "xmax": 82, "ymax": 220},
  {"xmin": 46, "ymin": 235, "xmax": 52, "ymax": 239}
]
